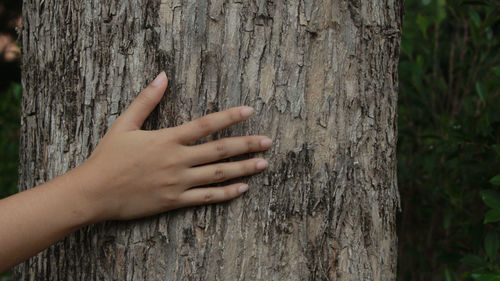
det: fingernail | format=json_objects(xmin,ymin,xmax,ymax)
[
  {"xmin": 256, "ymin": 160, "xmax": 268, "ymax": 170},
  {"xmin": 260, "ymin": 138, "xmax": 272, "ymax": 148},
  {"xmin": 239, "ymin": 184, "xmax": 249, "ymax": 193},
  {"xmin": 240, "ymin": 107, "xmax": 254, "ymax": 118},
  {"xmin": 151, "ymin": 71, "xmax": 166, "ymax": 87}
]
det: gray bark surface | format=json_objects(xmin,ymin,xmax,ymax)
[{"xmin": 15, "ymin": 0, "xmax": 402, "ymax": 280}]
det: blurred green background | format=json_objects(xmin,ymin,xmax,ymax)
[
  {"xmin": 398, "ymin": 0, "xmax": 500, "ymax": 280},
  {"xmin": 0, "ymin": 0, "xmax": 499, "ymax": 280}
]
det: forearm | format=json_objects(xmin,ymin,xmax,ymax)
[{"xmin": 0, "ymin": 168, "xmax": 96, "ymax": 273}]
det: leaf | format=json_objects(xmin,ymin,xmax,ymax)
[
  {"xmin": 481, "ymin": 190, "xmax": 500, "ymax": 209},
  {"xmin": 485, "ymin": 231, "xmax": 499, "ymax": 260},
  {"xmin": 469, "ymin": 10, "xmax": 481, "ymax": 27},
  {"xmin": 490, "ymin": 175, "xmax": 500, "ymax": 186},
  {"xmin": 476, "ymin": 82, "xmax": 486, "ymax": 103},
  {"xmin": 485, "ymin": 209, "xmax": 500, "ymax": 223}
]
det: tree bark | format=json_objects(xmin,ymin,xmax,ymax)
[{"xmin": 15, "ymin": 0, "xmax": 402, "ymax": 280}]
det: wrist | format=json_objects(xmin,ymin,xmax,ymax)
[{"xmin": 61, "ymin": 163, "xmax": 109, "ymax": 225}]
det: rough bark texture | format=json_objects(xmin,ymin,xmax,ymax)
[{"xmin": 15, "ymin": 0, "xmax": 402, "ymax": 280}]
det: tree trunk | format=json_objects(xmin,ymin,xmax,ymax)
[{"xmin": 15, "ymin": 0, "xmax": 402, "ymax": 280}]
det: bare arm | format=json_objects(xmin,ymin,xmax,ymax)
[{"xmin": 0, "ymin": 72, "xmax": 272, "ymax": 272}]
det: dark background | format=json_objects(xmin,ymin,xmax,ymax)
[{"xmin": 1, "ymin": 0, "xmax": 499, "ymax": 280}]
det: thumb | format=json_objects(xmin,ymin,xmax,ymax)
[{"xmin": 115, "ymin": 71, "xmax": 168, "ymax": 131}]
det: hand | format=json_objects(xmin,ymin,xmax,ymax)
[{"xmin": 76, "ymin": 72, "xmax": 272, "ymax": 222}]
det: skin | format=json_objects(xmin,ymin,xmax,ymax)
[{"xmin": 0, "ymin": 71, "xmax": 271, "ymax": 273}]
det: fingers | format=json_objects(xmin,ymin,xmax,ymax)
[
  {"xmin": 177, "ymin": 183, "xmax": 249, "ymax": 207},
  {"xmin": 185, "ymin": 136, "xmax": 272, "ymax": 166},
  {"xmin": 114, "ymin": 72, "xmax": 168, "ymax": 131},
  {"xmin": 169, "ymin": 106, "xmax": 254, "ymax": 144},
  {"xmin": 184, "ymin": 158, "xmax": 268, "ymax": 187}
]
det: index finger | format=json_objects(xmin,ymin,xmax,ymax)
[{"xmin": 168, "ymin": 106, "xmax": 254, "ymax": 144}]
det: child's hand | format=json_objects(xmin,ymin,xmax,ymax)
[{"xmin": 76, "ymin": 72, "xmax": 272, "ymax": 221}]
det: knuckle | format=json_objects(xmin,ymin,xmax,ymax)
[
  {"xmin": 246, "ymin": 138, "xmax": 257, "ymax": 151},
  {"xmin": 163, "ymin": 146, "xmax": 189, "ymax": 167},
  {"xmin": 215, "ymin": 141, "xmax": 228, "ymax": 158},
  {"xmin": 156, "ymin": 129, "xmax": 178, "ymax": 144},
  {"xmin": 161, "ymin": 175, "xmax": 180, "ymax": 187},
  {"xmin": 196, "ymin": 118, "xmax": 212, "ymax": 133},
  {"xmin": 161, "ymin": 192, "xmax": 179, "ymax": 206},
  {"xmin": 213, "ymin": 166, "xmax": 225, "ymax": 181},
  {"xmin": 161, "ymin": 159, "xmax": 177, "ymax": 170},
  {"xmin": 203, "ymin": 192, "xmax": 214, "ymax": 203},
  {"xmin": 136, "ymin": 93, "xmax": 154, "ymax": 106}
]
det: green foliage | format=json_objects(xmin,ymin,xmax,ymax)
[
  {"xmin": 490, "ymin": 176, "xmax": 500, "ymax": 186},
  {"xmin": 481, "ymin": 190, "xmax": 500, "ymax": 209},
  {"xmin": 397, "ymin": 0, "xmax": 500, "ymax": 279},
  {"xmin": 482, "ymin": 189, "xmax": 500, "ymax": 223}
]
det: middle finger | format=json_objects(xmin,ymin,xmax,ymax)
[
  {"xmin": 184, "ymin": 158, "xmax": 269, "ymax": 187},
  {"xmin": 185, "ymin": 136, "xmax": 272, "ymax": 166}
]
